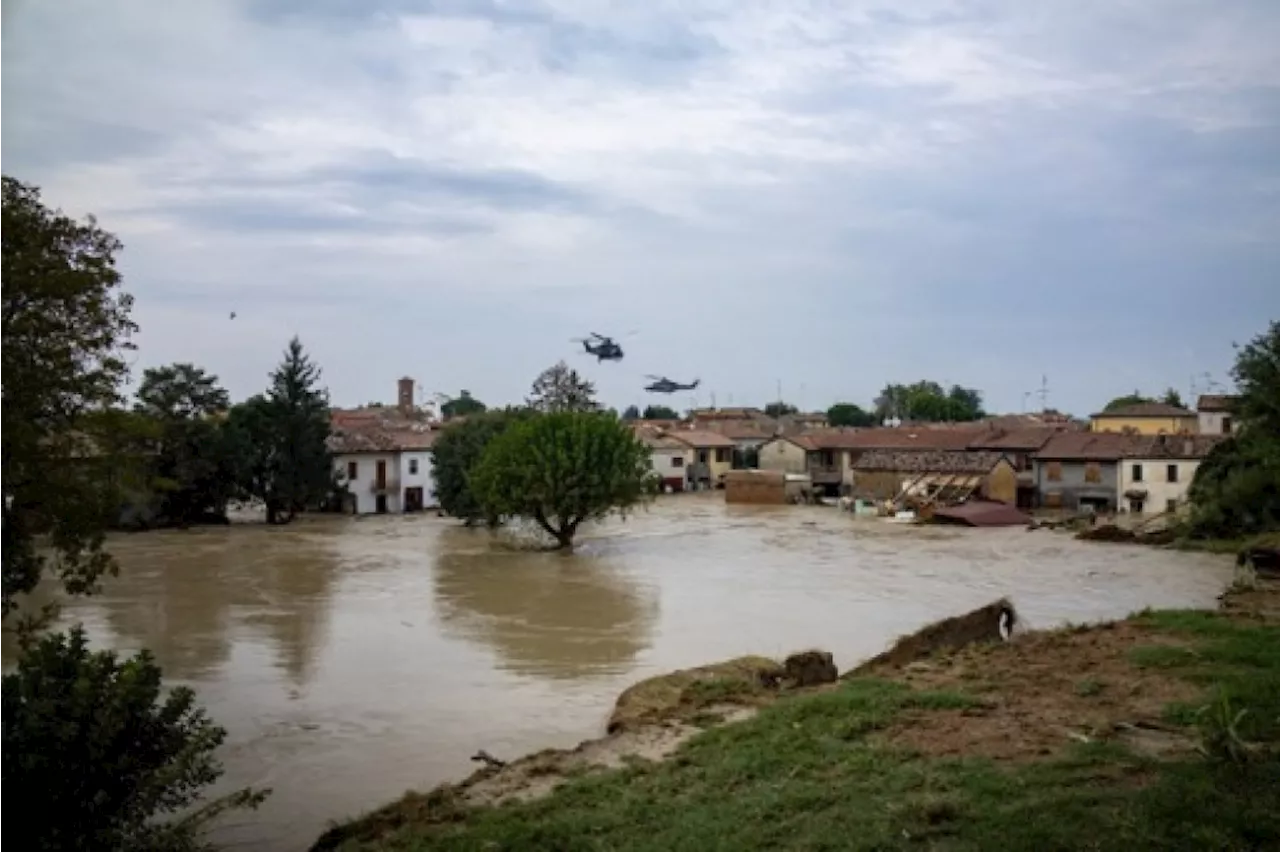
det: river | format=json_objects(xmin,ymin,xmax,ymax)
[{"xmin": 2, "ymin": 495, "xmax": 1232, "ymax": 850}]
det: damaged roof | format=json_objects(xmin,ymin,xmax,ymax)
[
  {"xmin": 852, "ymin": 449, "xmax": 1011, "ymax": 474},
  {"xmin": 327, "ymin": 426, "xmax": 437, "ymax": 454}
]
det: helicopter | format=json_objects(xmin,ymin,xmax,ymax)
[
  {"xmin": 644, "ymin": 375, "xmax": 700, "ymax": 394},
  {"xmin": 572, "ymin": 332, "xmax": 627, "ymax": 362}
]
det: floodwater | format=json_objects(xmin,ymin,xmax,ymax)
[{"xmin": 3, "ymin": 496, "xmax": 1232, "ymax": 850}]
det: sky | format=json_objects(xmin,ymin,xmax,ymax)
[{"xmin": 3, "ymin": 0, "xmax": 1278, "ymax": 418}]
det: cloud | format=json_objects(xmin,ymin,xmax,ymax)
[{"xmin": 3, "ymin": 0, "xmax": 1278, "ymax": 414}]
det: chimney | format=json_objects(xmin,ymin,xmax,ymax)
[{"xmin": 397, "ymin": 377, "xmax": 415, "ymax": 416}]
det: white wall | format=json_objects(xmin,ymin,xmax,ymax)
[
  {"xmin": 1117, "ymin": 458, "xmax": 1201, "ymax": 515},
  {"xmin": 398, "ymin": 451, "xmax": 438, "ymax": 508},
  {"xmin": 334, "ymin": 452, "xmax": 401, "ymax": 514},
  {"xmin": 1198, "ymin": 411, "xmax": 1233, "ymax": 435},
  {"xmin": 649, "ymin": 447, "xmax": 688, "ymax": 483}
]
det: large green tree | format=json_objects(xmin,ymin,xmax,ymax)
[
  {"xmin": 1101, "ymin": 392, "xmax": 1154, "ymax": 412},
  {"xmin": 526, "ymin": 361, "xmax": 600, "ymax": 413},
  {"xmin": 1, "ymin": 175, "xmax": 262, "ymax": 848},
  {"xmin": 133, "ymin": 363, "xmax": 236, "ymax": 526},
  {"xmin": 827, "ymin": 402, "xmax": 875, "ymax": 427},
  {"xmin": 874, "ymin": 381, "xmax": 984, "ymax": 422},
  {"xmin": 431, "ymin": 407, "xmax": 534, "ymax": 525},
  {"xmin": 764, "ymin": 401, "xmax": 798, "ymax": 418},
  {"xmin": 642, "ymin": 404, "xmax": 679, "ymax": 420},
  {"xmin": 470, "ymin": 411, "xmax": 653, "ymax": 548}
]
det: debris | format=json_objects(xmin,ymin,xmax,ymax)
[
  {"xmin": 470, "ymin": 750, "xmax": 506, "ymax": 769},
  {"xmin": 849, "ymin": 598, "xmax": 1018, "ymax": 676},
  {"xmin": 782, "ymin": 650, "xmax": 838, "ymax": 687}
]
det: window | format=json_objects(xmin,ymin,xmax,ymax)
[
  {"xmin": 1222, "ymin": 416, "xmax": 1233, "ymax": 435},
  {"xmin": 671, "ymin": 456, "xmax": 684, "ymax": 468},
  {"xmin": 347, "ymin": 461, "xmax": 358, "ymax": 480},
  {"xmin": 1166, "ymin": 498, "xmax": 1178, "ymax": 513},
  {"xmin": 1165, "ymin": 464, "xmax": 1177, "ymax": 483},
  {"xmin": 1131, "ymin": 463, "xmax": 1144, "ymax": 482},
  {"xmin": 409, "ymin": 458, "xmax": 419, "ymax": 475},
  {"xmin": 715, "ymin": 448, "xmax": 730, "ymax": 463},
  {"xmin": 698, "ymin": 450, "xmax": 709, "ymax": 464},
  {"xmin": 1084, "ymin": 462, "xmax": 1101, "ymax": 483},
  {"xmin": 1129, "ymin": 498, "xmax": 1145, "ymax": 514},
  {"xmin": 1046, "ymin": 462, "xmax": 1062, "ymax": 482}
]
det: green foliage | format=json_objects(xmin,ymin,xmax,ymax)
[
  {"xmin": 1103, "ymin": 391, "xmax": 1155, "ymax": 411},
  {"xmin": 1188, "ymin": 321, "xmax": 1280, "ymax": 539},
  {"xmin": 620, "ymin": 405, "xmax": 641, "ymax": 421},
  {"xmin": 432, "ymin": 408, "xmax": 534, "ymax": 525},
  {"xmin": 874, "ymin": 381, "xmax": 985, "ymax": 422},
  {"xmin": 440, "ymin": 390, "xmax": 486, "ymax": 419},
  {"xmin": 2, "ymin": 626, "xmax": 268, "ymax": 851},
  {"xmin": 642, "ymin": 404, "xmax": 679, "ymax": 420},
  {"xmin": 226, "ymin": 337, "xmax": 333, "ymax": 524},
  {"xmin": 827, "ymin": 402, "xmax": 875, "ymax": 427},
  {"xmin": 526, "ymin": 361, "xmax": 600, "ymax": 413},
  {"xmin": 763, "ymin": 401, "xmax": 798, "ymax": 417},
  {"xmin": 1161, "ymin": 388, "xmax": 1187, "ymax": 408},
  {"xmin": 470, "ymin": 411, "xmax": 653, "ymax": 547},
  {"xmin": 2, "ymin": 176, "xmax": 137, "ymax": 619}
]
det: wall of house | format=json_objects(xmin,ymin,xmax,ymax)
[
  {"xmin": 723, "ymin": 470, "xmax": 787, "ymax": 504},
  {"xmin": 1089, "ymin": 416, "xmax": 1197, "ymax": 435},
  {"xmin": 758, "ymin": 438, "xmax": 808, "ymax": 475},
  {"xmin": 681, "ymin": 445, "xmax": 734, "ymax": 485},
  {"xmin": 1197, "ymin": 411, "xmax": 1233, "ymax": 435},
  {"xmin": 1117, "ymin": 458, "xmax": 1200, "ymax": 515},
  {"xmin": 980, "ymin": 460, "xmax": 1018, "ymax": 505},
  {"xmin": 397, "ymin": 451, "xmax": 437, "ymax": 509},
  {"xmin": 335, "ymin": 452, "xmax": 402, "ymax": 514},
  {"xmin": 851, "ymin": 470, "xmax": 905, "ymax": 500},
  {"xmin": 1033, "ymin": 459, "xmax": 1119, "ymax": 510},
  {"xmin": 648, "ymin": 447, "xmax": 688, "ymax": 490}
]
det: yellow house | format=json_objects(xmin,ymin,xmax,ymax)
[
  {"xmin": 1089, "ymin": 402, "xmax": 1198, "ymax": 436},
  {"xmin": 670, "ymin": 430, "xmax": 737, "ymax": 488},
  {"xmin": 757, "ymin": 435, "xmax": 811, "ymax": 475}
]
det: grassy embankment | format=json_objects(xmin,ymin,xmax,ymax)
[{"xmin": 318, "ymin": 583, "xmax": 1280, "ymax": 851}]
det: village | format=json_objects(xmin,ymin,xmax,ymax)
[{"xmin": 327, "ymin": 376, "xmax": 1237, "ymax": 526}]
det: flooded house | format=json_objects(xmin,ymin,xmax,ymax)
[
  {"xmin": 1117, "ymin": 434, "xmax": 1225, "ymax": 515},
  {"xmin": 967, "ymin": 425, "xmax": 1068, "ymax": 508},
  {"xmin": 757, "ymin": 434, "xmax": 814, "ymax": 476},
  {"xmin": 851, "ymin": 450, "xmax": 1018, "ymax": 506},
  {"xmin": 1031, "ymin": 432, "xmax": 1134, "ymax": 512},
  {"xmin": 635, "ymin": 429, "xmax": 689, "ymax": 492},
  {"xmin": 669, "ymin": 430, "xmax": 737, "ymax": 489}
]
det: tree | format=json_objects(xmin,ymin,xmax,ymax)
[
  {"xmin": 873, "ymin": 381, "xmax": 984, "ymax": 422},
  {"xmin": 827, "ymin": 402, "xmax": 874, "ymax": 427},
  {"xmin": 764, "ymin": 401, "xmax": 798, "ymax": 418},
  {"xmin": 620, "ymin": 405, "xmax": 641, "ymax": 421},
  {"xmin": 526, "ymin": 361, "xmax": 600, "ymax": 413},
  {"xmin": 441, "ymin": 390, "xmax": 487, "ymax": 419},
  {"xmin": 1160, "ymin": 388, "xmax": 1186, "ymax": 409},
  {"xmin": 1102, "ymin": 391, "xmax": 1154, "ymax": 412},
  {"xmin": 1231, "ymin": 320, "xmax": 1280, "ymax": 433},
  {"xmin": 642, "ymin": 404, "xmax": 679, "ymax": 420},
  {"xmin": 431, "ymin": 408, "xmax": 533, "ymax": 525},
  {"xmin": 1, "ymin": 176, "xmax": 263, "ymax": 848},
  {"xmin": 470, "ymin": 411, "xmax": 653, "ymax": 548},
  {"xmin": 133, "ymin": 364, "xmax": 236, "ymax": 526}
]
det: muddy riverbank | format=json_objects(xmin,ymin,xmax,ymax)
[{"xmin": 0, "ymin": 496, "xmax": 1234, "ymax": 850}]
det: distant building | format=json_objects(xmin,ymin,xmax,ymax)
[
  {"xmin": 669, "ymin": 430, "xmax": 737, "ymax": 489},
  {"xmin": 635, "ymin": 429, "xmax": 689, "ymax": 492},
  {"xmin": 1117, "ymin": 434, "xmax": 1226, "ymax": 516},
  {"xmin": 1196, "ymin": 394, "xmax": 1239, "ymax": 436},
  {"xmin": 1088, "ymin": 402, "xmax": 1198, "ymax": 436}
]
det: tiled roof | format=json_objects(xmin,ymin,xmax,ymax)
[
  {"xmin": 1196, "ymin": 394, "xmax": 1238, "ymax": 413},
  {"xmin": 1035, "ymin": 432, "xmax": 1143, "ymax": 461},
  {"xmin": 667, "ymin": 430, "xmax": 737, "ymax": 448},
  {"xmin": 701, "ymin": 421, "xmax": 775, "ymax": 441},
  {"xmin": 853, "ymin": 450, "xmax": 1010, "ymax": 474},
  {"xmin": 1090, "ymin": 402, "xmax": 1196, "ymax": 419},
  {"xmin": 835, "ymin": 427, "xmax": 978, "ymax": 451},
  {"xmin": 1122, "ymin": 434, "xmax": 1226, "ymax": 460},
  {"xmin": 967, "ymin": 426, "xmax": 1064, "ymax": 451},
  {"xmin": 327, "ymin": 426, "xmax": 437, "ymax": 454}
]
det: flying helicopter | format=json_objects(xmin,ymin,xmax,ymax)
[
  {"xmin": 644, "ymin": 375, "xmax": 700, "ymax": 394},
  {"xmin": 572, "ymin": 332, "xmax": 629, "ymax": 362}
]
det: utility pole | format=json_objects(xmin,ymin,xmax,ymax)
[{"xmin": 1036, "ymin": 375, "xmax": 1050, "ymax": 412}]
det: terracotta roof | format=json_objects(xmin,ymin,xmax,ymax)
[
  {"xmin": 853, "ymin": 450, "xmax": 1010, "ymax": 474},
  {"xmin": 967, "ymin": 426, "xmax": 1064, "ymax": 451},
  {"xmin": 835, "ymin": 428, "xmax": 978, "ymax": 451},
  {"xmin": 690, "ymin": 407, "xmax": 766, "ymax": 421},
  {"xmin": 640, "ymin": 433, "xmax": 688, "ymax": 451},
  {"xmin": 327, "ymin": 425, "xmax": 437, "ymax": 454},
  {"xmin": 1035, "ymin": 432, "xmax": 1142, "ymax": 461},
  {"xmin": 1196, "ymin": 394, "xmax": 1238, "ymax": 413},
  {"xmin": 702, "ymin": 421, "xmax": 775, "ymax": 441},
  {"xmin": 1090, "ymin": 402, "xmax": 1196, "ymax": 419},
  {"xmin": 1122, "ymin": 434, "xmax": 1226, "ymax": 460},
  {"xmin": 667, "ymin": 430, "xmax": 736, "ymax": 449}
]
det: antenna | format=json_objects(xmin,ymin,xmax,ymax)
[{"xmin": 1035, "ymin": 374, "xmax": 1051, "ymax": 412}]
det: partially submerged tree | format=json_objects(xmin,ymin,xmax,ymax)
[
  {"xmin": 1, "ymin": 175, "xmax": 264, "ymax": 848},
  {"xmin": 470, "ymin": 411, "xmax": 653, "ymax": 548},
  {"xmin": 526, "ymin": 361, "xmax": 600, "ymax": 413},
  {"xmin": 432, "ymin": 407, "xmax": 534, "ymax": 525}
]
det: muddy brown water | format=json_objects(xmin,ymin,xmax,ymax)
[{"xmin": 2, "ymin": 496, "xmax": 1232, "ymax": 850}]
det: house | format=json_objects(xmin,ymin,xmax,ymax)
[
  {"xmin": 1089, "ymin": 402, "xmax": 1198, "ymax": 436},
  {"xmin": 637, "ymin": 430, "xmax": 689, "ymax": 492},
  {"xmin": 1196, "ymin": 394, "xmax": 1239, "ymax": 436},
  {"xmin": 1117, "ymin": 434, "xmax": 1225, "ymax": 515},
  {"xmin": 757, "ymin": 435, "xmax": 814, "ymax": 475},
  {"xmin": 328, "ymin": 427, "xmax": 438, "ymax": 514},
  {"xmin": 966, "ymin": 425, "xmax": 1067, "ymax": 508},
  {"xmin": 851, "ymin": 450, "xmax": 1018, "ymax": 505},
  {"xmin": 669, "ymin": 430, "xmax": 737, "ymax": 489},
  {"xmin": 1032, "ymin": 432, "xmax": 1139, "ymax": 512},
  {"xmin": 701, "ymin": 420, "xmax": 777, "ymax": 466}
]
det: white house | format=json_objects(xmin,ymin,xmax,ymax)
[
  {"xmin": 1196, "ymin": 394, "xmax": 1238, "ymax": 436},
  {"xmin": 1117, "ymin": 434, "xmax": 1223, "ymax": 516},
  {"xmin": 635, "ymin": 429, "xmax": 689, "ymax": 492},
  {"xmin": 329, "ymin": 428, "xmax": 438, "ymax": 514}
]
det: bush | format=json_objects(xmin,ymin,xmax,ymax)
[
  {"xmin": 2, "ymin": 626, "xmax": 267, "ymax": 851},
  {"xmin": 432, "ymin": 408, "xmax": 533, "ymax": 524}
]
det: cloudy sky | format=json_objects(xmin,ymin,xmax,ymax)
[{"xmin": 4, "ymin": 0, "xmax": 1277, "ymax": 416}]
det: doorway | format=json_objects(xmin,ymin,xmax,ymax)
[
  {"xmin": 375, "ymin": 494, "xmax": 388, "ymax": 514},
  {"xmin": 404, "ymin": 487, "xmax": 424, "ymax": 513}
]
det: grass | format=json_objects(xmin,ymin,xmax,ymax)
[{"xmin": 325, "ymin": 604, "xmax": 1280, "ymax": 852}]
